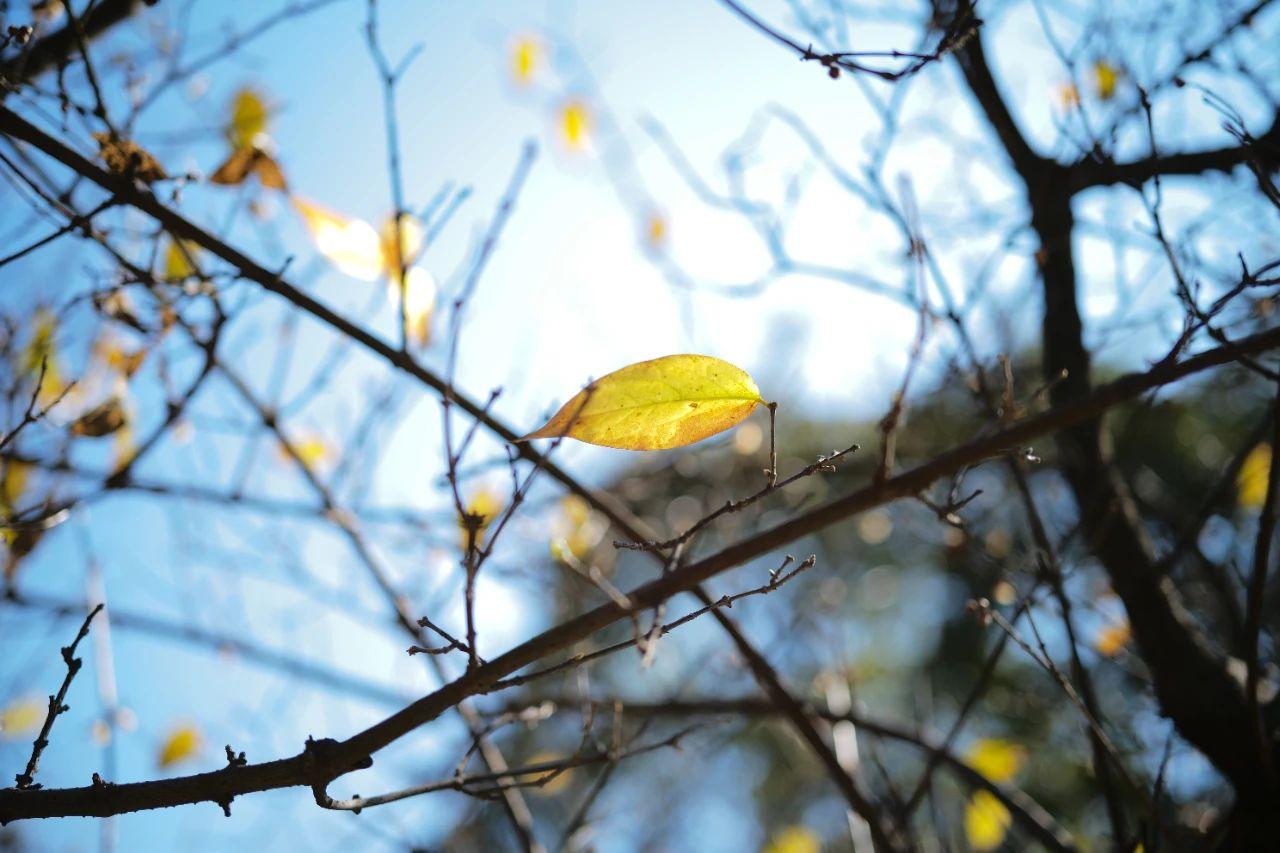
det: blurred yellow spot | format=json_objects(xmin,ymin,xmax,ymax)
[
  {"xmin": 461, "ymin": 489, "xmax": 503, "ymax": 550},
  {"xmin": 984, "ymin": 528, "xmax": 1011, "ymax": 559},
  {"xmin": 0, "ymin": 696, "xmax": 43, "ymax": 739},
  {"xmin": 966, "ymin": 738, "xmax": 1026, "ymax": 782},
  {"xmin": 1093, "ymin": 60, "xmax": 1120, "ymax": 101},
  {"xmin": 645, "ymin": 210, "xmax": 668, "ymax": 249},
  {"xmin": 158, "ymin": 724, "xmax": 201, "ymax": 768},
  {"xmin": 965, "ymin": 790, "xmax": 1012, "ymax": 851},
  {"xmin": 525, "ymin": 750, "xmax": 573, "ymax": 795},
  {"xmin": 551, "ymin": 494, "xmax": 604, "ymax": 562},
  {"xmin": 278, "ymin": 432, "xmax": 334, "ymax": 471},
  {"xmin": 1057, "ymin": 82, "xmax": 1081, "ymax": 110},
  {"xmin": 228, "ymin": 87, "xmax": 269, "ymax": 152},
  {"xmin": 510, "ymin": 35, "xmax": 542, "ymax": 86},
  {"xmin": 1095, "ymin": 620, "xmax": 1132, "ymax": 657},
  {"xmin": 1238, "ymin": 444, "xmax": 1272, "ymax": 509},
  {"xmin": 379, "ymin": 213, "xmax": 426, "ymax": 282},
  {"xmin": 1, "ymin": 461, "xmax": 30, "ymax": 514},
  {"xmin": 857, "ymin": 510, "xmax": 892, "ymax": 545},
  {"xmin": 559, "ymin": 99, "xmax": 591, "ymax": 151},
  {"xmin": 764, "ymin": 825, "xmax": 821, "ymax": 853}
]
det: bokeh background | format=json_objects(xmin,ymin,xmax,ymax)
[{"xmin": 2, "ymin": 0, "xmax": 1279, "ymax": 850}]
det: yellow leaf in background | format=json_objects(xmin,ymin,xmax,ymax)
[
  {"xmin": 398, "ymin": 266, "xmax": 436, "ymax": 348},
  {"xmin": 158, "ymin": 724, "xmax": 201, "ymax": 768},
  {"xmin": 293, "ymin": 198, "xmax": 385, "ymax": 281},
  {"xmin": 966, "ymin": 738, "xmax": 1026, "ymax": 782},
  {"xmin": 20, "ymin": 309, "xmax": 65, "ymax": 403},
  {"xmin": 92, "ymin": 132, "xmax": 167, "ymax": 183},
  {"xmin": 559, "ymin": 99, "xmax": 591, "ymax": 151},
  {"xmin": 277, "ymin": 432, "xmax": 334, "ymax": 470},
  {"xmin": 644, "ymin": 210, "xmax": 668, "ymax": 250},
  {"xmin": 1057, "ymin": 82, "xmax": 1081, "ymax": 110},
  {"xmin": 102, "ymin": 344, "xmax": 147, "ymax": 379},
  {"xmin": 1, "ymin": 461, "xmax": 30, "ymax": 513},
  {"xmin": 1095, "ymin": 620, "xmax": 1132, "ymax": 657},
  {"xmin": 163, "ymin": 238, "xmax": 201, "ymax": 281},
  {"xmin": 0, "ymin": 696, "xmax": 43, "ymax": 739},
  {"xmin": 228, "ymin": 87, "xmax": 269, "ymax": 152},
  {"xmin": 378, "ymin": 213, "xmax": 426, "ymax": 282},
  {"xmin": 510, "ymin": 34, "xmax": 542, "ymax": 86},
  {"xmin": 519, "ymin": 354, "xmax": 764, "ymax": 451},
  {"xmin": 764, "ymin": 825, "xmax": 821, "ymax": 853},
  {"xmin": 965, "ymin": 790, "xmax": 1012, "ymax": 851},
  {"xmin": 1238, "ymin": 444, "xmax": 1272, "ymax": 509},
  {"xmin": 551, "ymin": 494, "xmax": 604, "ymax": 562},
  {"xmin": 525, "ymin": 750, "xmax": 573, "ymax": 795},
  {"xmin": 1093, "ymin": 60, "xmax": 1120, "ymax": 101},
  {"xmin": 460, "ymin": 489, "xmax": 503, "ymax": 549}
]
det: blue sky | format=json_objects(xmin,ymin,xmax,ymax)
[{"xmin": 3, "ymin": 0, "xmax": 1278, "ymax": 849}]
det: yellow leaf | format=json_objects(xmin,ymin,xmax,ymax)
[
  {"xmin": 163, "ymin": 238, "xmax": 200, "ymax": 281},
  {"xmin": 158, "ymin": 724, "xmax": 201, "ymax": 767},
  {"xmin": 228, "ymin": 87, "xmax": 268, "ymax": 152},
  {"xmin": 20, "ymin": 310, "xmax": 66, "ymax": 405},
  {"xmin": 1095, "ymin": 620, "xmax": 1132, "ymax": 657},
  {"xmin": 1, "ymin": 461, "xmax": 30, "ymax": 513},
  {"xmin": 397, "ymin": 266, "xmax": 435, "ymax": 348},
  {"xmin": 0, "ymin": 696, "xmax": 43, "ymax": 739},
  {"xmin": 519, "ymin": 354, "xmax": 763, "ymax": 451},
  {"xmin": 764, "ymin": 826, "xmax": 821, "ymax": 853},
  {"xmin": 379, "ymin": 213, "xmax": 426, "ymax": 283},
  {"xmin": 644, "ymin": 210, "xmax": 668, "ymax": 250},
  {"xmin": 460, "ymin": 489, "xmax": 502, "ymax": 549},
  {"xmin": 1238, "ymin": 444, "xmax": 1272, "ymax": 509},
  {"xmin": 1093, "ymin": 60, "xmax": 1120, "ymax": 101},
  {"xmin": 966, "ymin": 738, "xmax": 1026, "ymax": 782},
  {"xmin": 92, "ymin": 132, "xmax": 166, "ymax": 183},
  {"xmin": 293, "ymin": 198, "xmax": 385, "ymax": 281},
  {"xmin": 1057, "ymin": 82, "xmax": 1080, "ymax": 110},
  {"xmin": 559, "ymin": 99, "xmax": 591, "ymax": 151},
  {"xmin": 510, "ymin": 35, "xmax": 542, "ymax": 86},
  {"xmin": 278, "ymin": 432, "xmax": 334, "ymax": 470},
  {"xmin": 965, "ymin": 790, "xmax": 1012, "ymax": 851}
]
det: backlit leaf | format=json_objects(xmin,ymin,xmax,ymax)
[
  {"xmin": 1238, "ymin": 444, "xmax": 1272, "ymax": 509},
  {"xmin": 965, "ymin": 790, "xmax": 1012, "ymax": 851},
  {"xmin": 294, "ymin": 198, "xmax": 385, "ymax": 281},
  {"xmin": 210, "ymin": 148, "xmax": 287, "ymax": 190},
  {"xmin": 1, "ymin": 461, "xmax": 30, "ymax": 513},
  {"xmin": 158, "ymin": 724, "xmax": 201, "ymax": 768},
  {"xmin": 399, "ymin": 266, "xmax": 435, "ymax": 347},
  {"xmin": 519, "ymin": 354, "xmax": 764, "ymax": 451},
  {"xmin": 0, "ymin": 696, "xmax": 43, "ymax": 739},
  {"xmin": 764, "ymin": 826, "xmax": 821, "ymax": 853},
  {"xmin": 965, "ymin": 738, "xmax": 1026, "ymax": 782}
]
